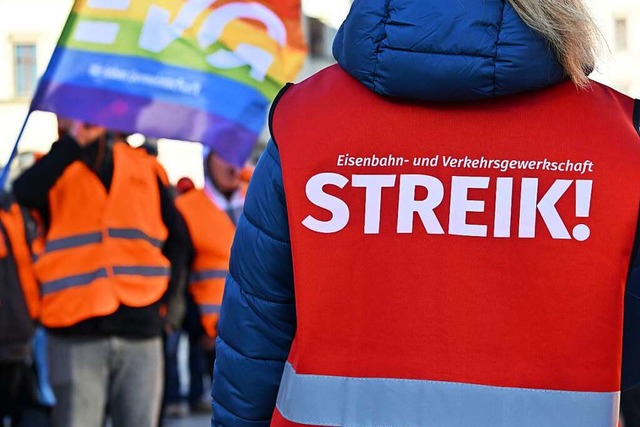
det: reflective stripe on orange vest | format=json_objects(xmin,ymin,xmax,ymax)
[
  {"xmin": 190, "ymin": 269, "xmax": 228, "ymax": 283},
  {"xmin": 198, "ymin": 304, "xmax": 221, "ymax": 315},
  {"xmin": 35, "ymin": 143, "xmax": 170, "ymax": 327},
  {"xmin": 0, "ymin": 202, "xmax": 41, "ymax": 319},
  {"xmin": 41, "ymin": 268, "xmax": 107, "ymax": 295},
  {"xmin": 107, "ymin": 228, "xmax": 164, "ymax": 248},
  {"xmin": 177, "ymin": 188, "xmax": 241, "ymax": 338},
  {"xmin": 41, "ymin": 266, "xmax": 171, "ymax": 296},
  {"xmin": 272, "ymin": 65, "xmax": 640, "ymax": 426},
  {"xmin": 276, "ymin": 363, "xmax": 619, "ymax": 427},
  {"xmin": 43, "ymin": 232, "xmax": 102, "ymax": 253},
  {"xmin": 43, "ymin": 228, "xmax": 164, "ymax": 254}
]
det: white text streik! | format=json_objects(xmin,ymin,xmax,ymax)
[{"xmin": 303, "ymin": 174, "xmax": 593, "ymax": 241}]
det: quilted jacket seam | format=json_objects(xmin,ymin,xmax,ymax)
[
  {"xmin": 242, "ymin": 211, "xmax": 290, "ymax": 245},
  {"xmin": 218, "ymin": 333, "xmax": 288, "ymax": 363},
  {"xmin": 382, "ymin": 45, "xmax": 494, "ymax": 59},
  {"xmin": 212, "ymin": 394, "xmax": 272, "ymax": 425},
  {"xmin": 371, "ymin": 0, "xmax": 392, "ymax": 92},
  {"xmin": 229, "ymin": 270, "xmax": 294, "ymax": 305},
  {"xmin": 492, "ymin": 1, "xmax": 506, "ymax": 96}
]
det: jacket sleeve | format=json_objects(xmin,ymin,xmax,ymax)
[
  {"xmin": 212, "ymin": 141, "xmax": 296, "ymax": 426},
  {"xmin": 12, "ymin": 135, "xmax": 82, "ymax": 228}
]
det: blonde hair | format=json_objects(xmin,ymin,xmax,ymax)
[{"xmin": 507, "ymin": 0, "xmax": 599, "ymax": 87}]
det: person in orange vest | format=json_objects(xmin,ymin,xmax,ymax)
[
  {"xmin": 211, "ymin": 0, "xmax": 640, "ymax": 426},
  {"xmin": 13, "ymin": 121, "xmax": 190, "ymax": 427},
  {"xmin": 0, "ymin": 192, "xmax": 43, "ymax": 426},
  {"xmin": 175, "ymin": 149, "xmax": 248, "ymax": 412}
]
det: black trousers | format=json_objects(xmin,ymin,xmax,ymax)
[
  {"xmin": 623, "ymin": 386, "xmax": 640, "ymax": 427},
  {"xmin": 0, "ymin": 361, "xmax": 28, "ymax": 425},
  {"xmin": 0, "ymin": 360, "xmax": 50, "ymax": 427}
]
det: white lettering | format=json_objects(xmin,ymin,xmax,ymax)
[
  {"xmin": 449, "ymin": 176, "xmax": 490, "ymax": 237},
  {"xmin": 352, "ymin": 175, "xmax": 396, "ymax": 234},
  {"xmin": 494, "ymin": 177, "xmax": 513, "ymax": 238},
  {"xmin": 572, "ymin": 180, "xmax": 593, "ymax": 241},
  {"xmin": 397, "ymin": 175, "xmax": 445, "ymax": 234},
  {"xmin": 88, "ymin": 0, "xmax": 130, "ymax": 10},
  {"xmin": 199, "ymin": 2, "xmax": 286, "ymax": 81},
  {"xmin": 301, "ymin": 173, "xmax": 588, "ymax": 241},
  {"xmin": 302, "ymin": 173, "xmax": 350, "ymax": 234},
  {"xmin": 74, "ymin": 21, "xmax": 121, "ymax": 45},
  {"xmin": 519, "ymin": 179, "xmax": 572, "ymax": 239},
  {"xmin": 139, "ymin": 0, "xmax": 217, "ymax": 53}
]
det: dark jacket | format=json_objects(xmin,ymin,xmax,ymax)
[
  {"xmin": 212, "ymin": 0, "xmax": 640, "ymax": 425},
  {"xmin": 13, "ymin": 135, "xmax": 190, "ymax": 338}
]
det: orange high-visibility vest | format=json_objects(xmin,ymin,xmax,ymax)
[
  {"xmin": 271, "ymin": 65, "xmax": 640, "ymax": 426},
  {"xmin": 176, "ymin": 187, "xmax": 244, "ymax": 338},
  {"xmin": 0, "ymin": 202, "xmax": 41, "ymax": 319},
  {"xmin": 35, "ymin": 143, "xmax": 170, "ymax": 328}
]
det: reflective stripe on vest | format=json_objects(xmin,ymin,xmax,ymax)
[
  {"xmin": 42, "ymin": 266, "xmax": 170, "ymax": 296},
  {"xmin": 176, "ymin": 189, "xmax": 240, "ymax": 338},
  {"xmin": 44, "ymin": 228, "xmax": 163, "ymax": 255},
  {"xmin": 112, "ymin": 266, "xmax": 170, "ymax": 277},
  {"xmin": 107, "ymin": 228, "xmax": 164, "ymax": 248},
  {"xmin": 36, "ymin": 144, "xmax": 170, "ymax": 327},
  {"xmin": 42, "ymin": 268, "xmax": 108, "ymax": 295},
  {"xmin": 276, "ymin": 363, "xmax": 619, "ymax": 427},
  {"xmin": 198, "ymin": 304, "xmax": 221, "ymax": 315},
  {"xmin": 190, "ymin": 269, "xmax": 228, "ymax": 283},
  {"xmin": 45, "ymin": 232, "xmax": 102, "ymax": 253}
]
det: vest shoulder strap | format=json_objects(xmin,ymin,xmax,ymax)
[
  {"xmin": 271, "ymin": 65, "xmax": 362, "ymax": 151},
  {"xmin": 634, "ymin": 99, "xmax": 640, "ymax": 137},
  {"xmin": 269, "ymin": 83, "xmax": 294, "ymax": 148}
]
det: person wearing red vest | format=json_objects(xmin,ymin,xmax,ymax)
[
  {"xmin": 212, "ymin": 0, "xmax": 640, "ymax": 426},
  {"xmin": 13, "ymin": 122, "xmax": 190, "ymax": 427},
  {"xmin": 175, "ymin": 150, "xmax": 248, "ymax": 412}
]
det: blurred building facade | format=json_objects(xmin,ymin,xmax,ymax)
[
  {"xmin": 0, "ymin": 0, "xmax": 73, "ymax": 163},
  {"xmin": 589, "ymin": 0, "xmax": 640, "ymax": 96},
  {"xmin": 0, "ymin": 0, "xmax": 638, "ymax": 181}
]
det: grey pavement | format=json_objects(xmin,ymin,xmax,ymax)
[{"xmin": 163, "ymin": 413, "xmax": 211, "ymax": 427}]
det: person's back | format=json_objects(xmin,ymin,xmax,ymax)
[
  {"xmin": 271, "ymin": 66, "xmax": 640, "ymax": 427},
  {"xmin": 212, "ymin": 1, "xmax": 640, "ymax": 426}
]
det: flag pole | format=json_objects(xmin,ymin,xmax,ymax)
[{"xmin": 0, "ymin": 110, "xmax": 31, "ymax": 189}]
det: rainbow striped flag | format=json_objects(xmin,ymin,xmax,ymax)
[{"xmin": 32, "ymin": 0, "xmax": 306, "ymax": 165}]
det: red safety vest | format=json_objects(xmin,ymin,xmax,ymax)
[
  {"xmin": 34, "ymin": 143, "xmax": 170, "ymax": 328},
  {"xmin": 271, "ymin": 65, "xmax": 640, "ymax": 427},
  {"xmin": 176, "ymin": 186, "xmax": 245, "ymax": 338}
]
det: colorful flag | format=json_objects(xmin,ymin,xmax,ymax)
[{"xmin": 32, "ymin": 0, "xmax": 307, "ymax": 166}]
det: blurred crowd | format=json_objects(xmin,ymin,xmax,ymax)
[{"xmin": 1, "ymin": 117, "xmax": 251, "ymax": 427}]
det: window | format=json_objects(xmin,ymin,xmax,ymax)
[
  {"xmin": 615, "ymin": 17, "xmax": 628, "ymax": 52},
  {"xmin": 14, "ymin": 44, "xmax": 38, "ymax": 98}
]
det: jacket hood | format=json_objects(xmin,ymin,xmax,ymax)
[{"xmin": 333, "ymin": 0, "xmax": 567, "ymax": 102}]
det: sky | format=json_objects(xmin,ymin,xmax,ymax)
[{"xmin": 302, "ymin": 0, "xmax": 351, "ymax": 29}]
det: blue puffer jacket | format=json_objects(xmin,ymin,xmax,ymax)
[{"xmin": 212, "ymin": 1, "xmax": 639, "ymax": 425}]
